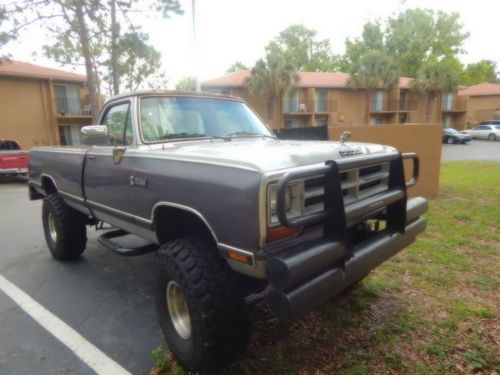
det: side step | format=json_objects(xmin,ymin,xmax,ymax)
[{"xmin": 97, "ymin": 229, "xmax": 158, "ymax": 256}]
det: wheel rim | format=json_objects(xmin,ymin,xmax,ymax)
[
  {"xmin": 166, "ymin": 280, "xmax": 191, "ymax": 339},
  {"xmin": 48, "ymin": 212, "xmax": 57, "ymax": 242},
  {"xmin": 447, "ymin": 137, "xmax": 453, "ymax": 144}
]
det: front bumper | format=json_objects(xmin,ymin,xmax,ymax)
[{"xmin": 267, "ymin": 196, "xmax": 428, "ymax": 317}]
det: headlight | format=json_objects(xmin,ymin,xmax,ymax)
[{"xmin": 267, "ymin": 182, "xmax": 303, "ymax": 226}]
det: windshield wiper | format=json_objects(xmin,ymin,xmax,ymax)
[
  {"xmin": 225, "ymin": 131, "xmax": 276, "ymax": 139},
  {"xmin": 161, "ymin": 133, "xmax": 231, "ymax": 141}
]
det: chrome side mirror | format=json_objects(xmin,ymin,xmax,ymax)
[{"xmin": 81, "ymin": 125, "xmax": 108, "ymax": 145}]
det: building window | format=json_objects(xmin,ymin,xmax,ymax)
[
  {"xmin": 371, "ymin": 90, "xmax": 384, "ymax": 112},
  {"xmin": 283, "ymin": 89, "xmax": 299, "ymax": 113},
  {"xmin": 315, "ymin": 116, "xmax": 328, "ymax": 127},
  {"xmin": 370, "ymin": 117, "xmax": 382, "ymax": 125},
  {"xmin": 284, "ymin": 118, "xmax": 305, "ymax": 128},
  {"xmin": 54, "ymin": 84, "xmax": 81, "ymax": 115},
  {"xmin": 442, "ymin": 93, "xmax": 453, "ymax": 111},
  {"xmin": 442, "ymin": 115, "xmax": 452, "ymax": 128},
  {"xmin": 59, "ymin": 125, "xmax": 84, "ymax": 145},
  {"xmin": 315, "ymin": 90, "xmax": 327, "ymax": 112},
  {"xmin": 398, "ymin": 113, "xmax": 408, "ymax": 124}
]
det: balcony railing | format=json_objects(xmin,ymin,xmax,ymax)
[
  {"xmin": 441, "ymin": 99, "xmax": 467, "ymax": 112},
  {"xmin": 283, "ymin": 100, "xmax": 337, "ymax": 113},
  {"xmin": 370, "ymin": 100, "xmax": 418, "ymax": 112},
  {"xmin": 54, "ymin": 98, "xmax": 91, "ymax": 116}
]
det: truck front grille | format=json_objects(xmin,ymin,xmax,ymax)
[{"xmin": 303, "ymin": 162, "xmax": 390, "ymax": 220}]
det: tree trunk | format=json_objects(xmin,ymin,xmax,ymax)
[
  {"xmin": 268, "ymin": 90, "xmax": 275, "ymax": 122},
  {"xmin": 365, "ymin": 89, "xmax": 371, "ymax": 124},
  {"xmin": 426, "ymin": 92, "xmax": 436, "ymax": 123},
  {"xmin": 110, "ymin": 0, "xmax": 120, "ymax": 95},
  {"xmin": 75, "ymin": 2, "xmax": 99, "ymax": 123}
]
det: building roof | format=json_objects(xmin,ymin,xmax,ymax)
[
  {"xmin": 0, "ymin": 59, "xmax": 87, "ymax": 82},
  {"xmin": 202, "ymin": 70, "xmax": 414, "ymax": 89},
  {"xmin": 458, "ymin": 82, "xmax": 500, "ymax": 97}
]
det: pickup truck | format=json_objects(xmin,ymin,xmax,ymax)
[
  {"xmin": 28, "ymin": 91, "xmax": 428, "ymax": 372},
  {"xmin": 0, "ymin": 139, "xmax": 29, "ymax": 176}
]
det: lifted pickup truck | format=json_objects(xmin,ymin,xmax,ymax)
[{"xmin": 29, "ymin": 91, "xmax": 427, "ymax": 372}]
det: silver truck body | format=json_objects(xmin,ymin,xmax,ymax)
[{"xmin": 29, "ymin": 91, "xmax": 427, "ymax": 316}]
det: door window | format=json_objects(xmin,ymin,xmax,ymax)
[
  {"xmin": 371, "ymin": 91, "xmax": 384, "ymax": 111},
  {"xmin": 101, "ymin": 102, "xmax": 133, "ymax": 145}
]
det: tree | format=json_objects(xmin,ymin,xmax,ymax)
[
  {"xmin": 341, "ymin": 21, "xmax": 385, "ymax": 71},
  {"xmin": 246, "ymin": 54, "xmax": 298, "ymax": 121},
  {"xmin": 226, "ymin": 61, "xmax": 248, "ymax": 73},
  {"xmin": 348, "ymin": 50, "xmax": 400, "ymax": 124},
  {"xmin": 0, "ymin": 0, "xmax": 182, "ymax": 120},
  {"xmin": 460, "ymin": 60, "xmax": 499, "ymax": 85},
  {"xmin": 385, "ymin": 9, "xmax": 469, "ymax": 77},
  {"xmin": 265, "ymin": 24, "xmax": 339, "ymax": 71},
  {"xmin": 411, "ymin": 59, "xmax": 459, "ymax": 123},
  {"xmin": 175, "ymin": 76, "xmax": 197, "ymax": 91}
]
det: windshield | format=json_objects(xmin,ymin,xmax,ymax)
[
  {"xmin": 139, "ymin": 96, "xmax": 274, "ymax": 142},
  {"xmin": 445, "ymin": 128, "xmax": 459, "ymax": 134}
]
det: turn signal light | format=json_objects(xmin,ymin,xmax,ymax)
[
  {"xmin": 267, "ymin": 226, "xmax": 300, "ymax": 243},
  {"xmin": 227, "ymin": 251, "xmax": 253, "ymax": 265}
]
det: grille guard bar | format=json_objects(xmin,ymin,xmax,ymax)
[{"xmin": 276, "ymin": 151, "xmax": 418, "ymax": 237}]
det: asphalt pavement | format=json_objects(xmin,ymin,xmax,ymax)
[
  {"xmin": 441, "ymin": 139, "xmax": 500, "ymax": 161},
  {"xmin": 0, "ymin": 139, "xmax": 498, "ymax": 375},
  {"xmin": 0, "ymin": 179, "xmax": 163, "ymax": 375}
]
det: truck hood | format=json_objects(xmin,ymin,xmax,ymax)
[{"xmin": 141, "ymin": 139, "xmax": 397, "ymax": 173}]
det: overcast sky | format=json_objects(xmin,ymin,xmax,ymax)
[{"xmin": 4, "ymin": 0, "xmax": 500, "ymax": 87}]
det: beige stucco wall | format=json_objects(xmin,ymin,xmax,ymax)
[
  {"xmin": 464, "ymin": 95, "xmax": 500, "ymax": 125},
  {"xmin": 0, "ymin": 76, "xmax": 58, "ymax": 148},
  {"xmin": 329, "ymin": 124, "xmax": 442, "ymax": 198}
]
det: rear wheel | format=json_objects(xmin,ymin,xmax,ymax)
[
  {"xmin": 154, "ymin": 237, "xmax": 248, "ymax": 372},
  {"xmin": 42, "ymin": 194, "xmax": 87, "ymax": 260},
  {"xmin": 488, "ymin": 133, "xmax": 497, "ymax": 141}
]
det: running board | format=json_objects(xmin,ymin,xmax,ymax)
[{"xmin": 97, "ymin": 229, "xmax": 158, "ymax": 256}]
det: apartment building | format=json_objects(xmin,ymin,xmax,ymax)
[
  {"xmin": 458, "ymin": 82, "xmax": 500, "ymax": 125},
  {"xmin": 202, "ymin": 70, "xmax": 466, "ymax": 130},
  {"xmin": 0, "ymin": 59, "xmax": 92, "ymax": 149}
]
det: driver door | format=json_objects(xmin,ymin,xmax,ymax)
[{"xmin": 84, "ymin": 100, "xmax": 134, "ymax": 226}]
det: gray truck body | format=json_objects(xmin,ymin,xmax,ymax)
[{"xmin": 29, "ymin": 91, "xmax": 427, "ymax": 316}]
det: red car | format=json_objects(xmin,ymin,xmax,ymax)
[{"xmin": 0, "ymin": 140, "xmax": 29, "ymax": 177}]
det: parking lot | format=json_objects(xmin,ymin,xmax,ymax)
[
  {"xmin": 441, "ymin": 139, "xmax": 500, "ymax": 161},
  {"xmin": 0, "ymin": 180, "xmax": 161, "ymax": 375},
  {"xmin": 0, "ymin": 139, "xmax": 498, "ymax": 375}
]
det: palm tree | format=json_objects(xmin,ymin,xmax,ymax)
[
  {"xmin": 411, "ymin": 60, "xmax": 459, "ymax": 123},
  {"xmin": 246, "ymin": 54, "xmax": 298, "ymax": 122},
  {"xmin": 348, "ymin": 51, "xmax": 400, "ymax": 124}
]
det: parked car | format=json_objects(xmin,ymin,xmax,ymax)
[
  {"xmin": 28, "ymin": 91, "xmax": 427, "ymax": 372},
  {"xmin": 462, "ymin": 123, "xmax": 500, "ymax": 140},
  {"xmin": 0, "ymin": 139, "xmax": 29, "ymax": 177},
  {"xmin": 443, "ymin": 128, "xmax": 471, "ymax": 144}
]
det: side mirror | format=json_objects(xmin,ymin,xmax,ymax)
[{"xmin": 81, "ymin": 125, "xmax": 108, "ymax": 145}]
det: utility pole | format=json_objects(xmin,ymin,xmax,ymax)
[{"xmin": 192, "ymin": 0, "xmax": 201, "ymax": 92}]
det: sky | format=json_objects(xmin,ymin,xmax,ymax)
[{"xmin": 3, "ymin": 0, "xmax": 500, "ymax": 87}]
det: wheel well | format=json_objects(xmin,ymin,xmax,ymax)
[
  {"xmin": 41, "ymin": 176, "xmax": 57, "ymax": 195},
  {"xmin": 153, "ymin": 206, "xmax": 216, "ymax": 245}
]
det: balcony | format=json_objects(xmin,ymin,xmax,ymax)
[
  {"xmin": 54, "ymin": 98, "xmax": 92, "ymax": 117},
  {"xmin": 441, "ymin": 99, "xmax": 467, "ymax": 112},
  {"xmin": 283, "ymin": 100, "xmax": 337, "ymax": 114},
  {"xmin": 370, "ymin": 100, "xmax": 418, "ymax": 113}
]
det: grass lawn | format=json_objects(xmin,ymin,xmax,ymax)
[{"xmin": 152, "ymin": 161, "xmax": 500, "ymax": 375}]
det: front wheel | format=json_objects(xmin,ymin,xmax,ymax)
[
  {"xmin": 42, "ymin": 194, "xmax": 87, "ymax": 260},
  {"xmin": 154, "ymin": 237, "xmax": 248, "ymax": 372},
  {"xmin": 488, "ymin": 133, "xmax": 497, "ymax": 141},
  {"xmin": 447, "ymin": 137, "xmax": 454, "ymax": 144}
]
